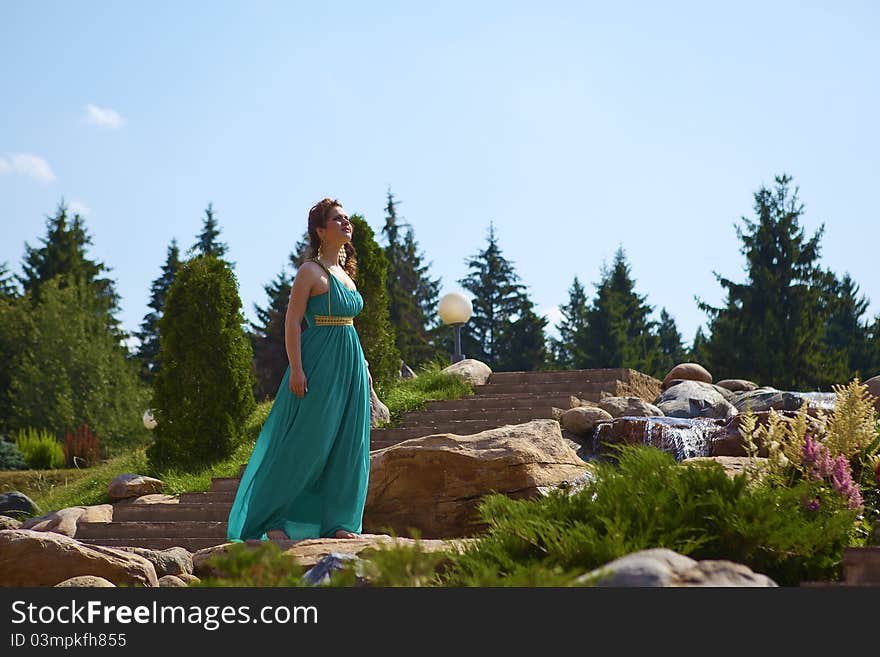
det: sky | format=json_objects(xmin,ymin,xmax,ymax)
[{"xmin": 2, "ymin": 1, "xmax": 878, "ymax": 353}]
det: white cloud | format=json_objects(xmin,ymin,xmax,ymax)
[
  {"xmin": 0, "ymin": 153, "xmax": 56, "ymax": 183},
  {"xmin": 68, "ymin": 200, "xmax": 91, "ymax": 216},
  {"xmin": 85, "ymin": 103, "xmax": 125, "ymax": 129}
]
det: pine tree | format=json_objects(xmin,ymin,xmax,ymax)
[
  {"xmin": 188, "ymin": 203, "xmax": 234, "ymax": 267},
  {"xmin": 820, "ymin": 271, "xmax": 872, "ymax": 381},
  {"xmin": 579, "ymin": 247, "xmax": 659, "ymax": 373},
  {"xmin": 495, "ymin": 297, "xmax": 550, "ymax": 371},
  {"xmin": 655, "ymin": 308, "xmax": 686, "ymax": 378},
  {"xmin": 135, "ymin": 239, "xmax": 182, "ymax": 383},
  {"xmin": 18, "ymin": 201, "xmax": 123, "ymax": 337},
  {"xmin": 148, "ymin": 255, "xmax": 256, "ymax": 470},
  {"xmin": 380, "ymin": 191, "xmax": 443, "ymax": 369},
  {"xmin": 689, "ymin": 326, "xmax": 711, "ymax": 365},
  {"xmin": 457, "ymin": 222, "xmax": 530, "ymax": 368},
  {"xmin": 698, "ymin": 175, "xmax": 829, "ymax": 389},
  {"xmin": 250, "ymin": 267, "xmax": 293, "ymax": 401},
  {"xmin": 549, "ymin": 276, "xmax": 590, "ymax": 369},
  {"xmin": 0, "ymin": 262, "xmax": 18, "ymax": 298}
]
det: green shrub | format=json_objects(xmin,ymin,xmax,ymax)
[
  {"xmin": 148, "ymin": 255, "xmax": 256, "ymax": 471},
  {"xmin": 193, "ymin": 542, "xmax": 306, "ymax": 587},
  {"xmin": 0, "ymin": 438, "xmax": 27, "ymax": 470},
  {"xmin": 15, "ymin": 428, "xmax": 65, "ymax": 470},
  {"xmin": 440, "ymin": 445, "xmax": 859, "ymax": 586}
]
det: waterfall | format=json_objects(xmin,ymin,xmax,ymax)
[{"xmin": 591, "ymin": 416, "xmax": 719, "ymax": 462}]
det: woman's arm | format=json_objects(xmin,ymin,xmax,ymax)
[{"xmin": 285, "ymin": 265, "xmax": 317, "ymax": 370}]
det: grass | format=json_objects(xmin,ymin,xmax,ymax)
[{"xmin": 2, "ymin": 363, "xmax": 473, "ymax": 515}]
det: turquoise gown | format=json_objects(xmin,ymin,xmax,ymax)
[{"xmin": 226, "ymin": 260, "xmax": 371, "ymax": 541}]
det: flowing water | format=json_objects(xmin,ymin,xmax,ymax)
[
  {"xmin": 592, "ymin": 416, "xmax": 720, "ymax": 462},
  {"xmin": 788, "ymin": 391, "xmax": 836, "ymax": 412}
]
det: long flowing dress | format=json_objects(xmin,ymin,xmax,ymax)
[{"xmin": 226, "ymin": 259, "xmax": 371, "ymax": 541}]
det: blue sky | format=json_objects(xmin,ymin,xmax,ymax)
[{"xmin": 2, "ymin": 1, "xmax": 878, "ymax": 352}]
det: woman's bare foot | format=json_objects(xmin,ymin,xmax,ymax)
[{"xmin": 334, "ymin": 529, "xmax": 358, "ymax": 539}]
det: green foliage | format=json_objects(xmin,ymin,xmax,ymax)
[
  {"xmin": 438, "ymin": 446, "xmax": 859, "ymax": 586},
  {"xmin": 0, "ymin": 439, "xmax": 28, "ymax": 470},
  {"xmin": 655, "ymin": 308, "xmax": 687, "ymax": 378},
  {"xmin": 4, "ymin": 277, "xmax": 150, "ymax": 454},
  {"xmin": 148, "ymin": 255, "xmax": 256, "ymax": 471},
  {"xmin": 548, "ymin": 276, "xmax": 590, "ymax": 369},
  {"xmin": 194, "ymin": 542, "xmax": 306, "ymax": 587},
  {"xmin": 135, "ymin": 239, "xmax": 182, "ymax": 384},
  {"xmin": 374, "ymin": 359, "xmax": 474, "ymax": 427},
  {"xmin": 16, "ymin": 428, "xmax": 65, "ymax": 470}
]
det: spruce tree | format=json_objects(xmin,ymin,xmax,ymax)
[
  {"xmin": 549, "ymin": 276, "xmax": 590, "ymax": 369},
  {"xmin": 189, "ymin": 203, "xmax": 234, "ymax": 267},
  {"xmin": 820, "ymin": 271, "xmax": 872, "ymax": 381},
  {"xmin": 698, "ymin": 175, "xmax": 829, "ymax": 389},
  {"xmin": 655, "ymin": 308, "xmax": 686, "ymax": 378},
  {"xmin": 380, "ymin": 191, "xmax": 443, "ymax": 369},
  {"xmin": 495, "ymin": 297, "xmax": 550, "ymax": 371},
  {"xmin": 458, "ymin": 222, "xmax": 529, "ymax": 368},
  {"xmin": 689, "ymin": 326, "xmax": 711, "ymax": 365},
  {"xmin": 148, "ymin": 255, "xmax": 256, "ymax": 471},
  {"xmin": 135, "ymin": 239, "xmax": 182, "ymax": 383},
  {"xmin": 0, "ymin": 262, "xmax": 18, "ymax": 298},
  {"xmin": 250, "ymin": 267, "xmax": 293, "ymax": 401},
  {"xmin": 579, "ymin": 247, "xmax": 659, "ymax": 374}
]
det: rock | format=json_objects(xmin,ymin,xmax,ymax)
[
  {"xmin": 0, "ymin": 516, "xmax": 21, "ymax": 530},
  {"xmin": 112, "ymin": 546, "xmax": 193, "ymax": 577},
  {"xmin": 655, "ymin": 380, "xmax": 738, "ymax": 420},
  {"xmin": 442, "ymin": 358, "xmax": 492, "ymax": 386},
  {"xmin": 551, "ymin": 407, "xmax": 565, "ymax": 421},
  {"xmin": 560, "ymin": 406, "xmax": 613, "ymax": 440},
  {"xmin": 597, "ymin": 396, "xmax": 664, "ymax": 418},
  {"xmin": 592, "ymin": 416, "xmax": 724, "ymax": 461},
  {"xmin": 55, "ymin": 575, "xmax": 116, "ymax": 587},
  {"xmin": 370, "ymin": 386, "xmax": 391, "ymax": 427},
  {"xmin": 21, "ymin": 504, "xmax": 112, "ymax": 538},
  {"xmin": 0, "ymin": 529, "xmax": 158, "ymax": 587},
  {"xmin": 563, "ymin": 438, "xmax": 583, "ymax": 453},
  {"xmin": 114, "ymin": 494, "xmax": 179, "ymax": 505},
  {"xmin": 158, "ymin": 575, "xmax": 188, "ymax": 587},
  {"xmin": 576, "ymin": 548, "xmax": 776, "ymax": 587},
  {"xmin": 864, "ymin": 376, "xmax": 880, "ymax": 413},
  {"xmin": 107, "ymin": 474, "xmax": 164, "ymax": 501},
  {"xmin": 716, "ymin": 379, "xmax": 759, "ymax": 393},
  {"xmin": 176, "ymin": 573, "xmax": 200, "ymax": 585},
  {"xmin": 728, "ymin": 389, "xmax": 804, "ymax": 414},
  {"xmin": 0, "ymin": 491, "xmax": 40, "ymax": 519},
  {"xmin": 680, "ymin": 456, "xmax": 768, "ymax": 478},
  {"xmin": 569, "ymin": 396, "xmax": 598, "ymax": 409},
  {"xmin": 711, "ymin": 411, "xmax": 826, "ymax": 457},
  {"xmin": 364, "ymin": 419, "xmax": 589, "ymax": 538},
  {"xmin": 400, "ymin": 360, "xmax": 416, "ymax": 380},
  {"xmin": 662, "ymin": 363, "xmax": 712, "ymax": 390}
]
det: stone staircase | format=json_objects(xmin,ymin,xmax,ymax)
[{"xmin": 77, "ymin": 368, "xmax": 661, "ymax": 552}]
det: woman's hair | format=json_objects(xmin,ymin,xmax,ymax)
[{"xmin": 307, "ymin": 197, "xmax": 358, "ymax": 280}]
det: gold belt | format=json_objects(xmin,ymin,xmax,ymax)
[{"xmin": 314, "ymin": 315, "xmax": 354, "ymax": 326}]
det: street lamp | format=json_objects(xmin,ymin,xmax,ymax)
[
  {"xmin": 143, "ymin": 409, "xmax": 156, "ymax": 430},
  {"xmin": 438, "ymin": 292, "xmax": 473, "ymax": 364}
]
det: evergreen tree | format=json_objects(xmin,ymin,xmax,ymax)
[
  {"xmin": 549, "ymin": 276, "xmax": 590, "ymax": 368},
  {"xmin": 578, "ymin": 247, "xmax": 659, "ymax": 373},
  {"xmin": 148, "ymin": 255, "xmax": 256, "ymax": 471},
  {"xmin": 457, "ymin": 222, "xmax": 530, "ymax": 368},
  {"xmin": 655, "ymin": 308, "xmax": 686, "ymax": 377},
  {"xmin": 820, "ymin": 271, "xmax": 872, "ymax": 381},
  {"xmin": 18, "ymin": 201, "xmax": 123, "ymax": 337},
  {"xmin": 380, "ymin": 190, "xmax": 443, "ymax": 369},
  {"xmin": 689, "ymin": 326, "xmax": 711, "ymax": 365},
  {"xmin": 188, "ymin": 203, "xmax": 234, "ymax": 267},
  {"xmin": 250, "ymin": 267, "xmax": 293, "ymax": 401},
  {"xmin": 495, "ymin": 297, "xmax": 550, "ymax": 371},
  {"xmin": 0, "ymin": 291, "xmax": 30, "ymax": 436},
  {"xmin": 135, "ymin": 239, "xmax": 182, "ymax": 383},
  {"xmin": 0, "ymin": 262, "xmax": 19, "ymax": 298},
  {"xmin": 698, "ymin": 175, "xmax": 829, "ymax": 389}
]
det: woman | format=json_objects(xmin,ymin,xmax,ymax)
[{"xmin": 226, "ymin": 198, "xmax": 371, "ymax": 541}]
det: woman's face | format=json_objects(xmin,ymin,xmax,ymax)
[{"xmin": 323, "ymin": 205, "xmax": 353, "ymax": 242}]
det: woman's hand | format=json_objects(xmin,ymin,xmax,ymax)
[{"xmin": 290, "ymin": 367, "xmax": 308, "ymax": 397}]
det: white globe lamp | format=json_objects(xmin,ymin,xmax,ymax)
[
  {"xmin": 438, "ymin": 292, "xmax": 473, "ymax": 363},
  {"xmin": 143, "ymin": 409, "xmax": 157, "ymax": 430}
]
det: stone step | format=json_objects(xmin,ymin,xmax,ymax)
[
  {"xmin": 399, "ymin": 406, "xmax": 560, "ymax": 425},
  {"xmin": 79, "ymin": 537, "xmax": 300, "ymax": 552},
  {"xmin": 179, "ymin": 492, "xmax": 236, "ymax": 504},
  {"xmin": 77, "ymin": 521, "xmax": 228, "ymax": 539},
  {"xmin": 113, "ymin": 503, "xmax": 232, "ymax": 522},
  {"xmin": 485, "ymin": 368, "xmax": 638, "ymax": 384},
  {"xmin": 210, "ymin": 477, "xmax": 240, "ymax": 493},
  {"xmin": 472, "ymin": 381, "xmax": 621, "ymax": 395},
  {"xmin": 422, "ymin": 394, "xmax": 584, "ymax": 411}
]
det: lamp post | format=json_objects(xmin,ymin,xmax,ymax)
[{"xmin": 438, "ymin": 292, "xmax": 473, "ymax": 364}]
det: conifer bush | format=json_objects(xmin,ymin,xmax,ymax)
[
  {"xmin": 0, "ymin": 438, "xmax": 27, "ymax": 470},
  {"xmin": 148, "ymin": 255, "xmax": 256, "ymax": 471}
]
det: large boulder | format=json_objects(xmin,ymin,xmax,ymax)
[
  {"xmin": 0, "ymin": 491, "xmax": 40, "ymax": 519},
  {"xmin": 728, "ymin": 389, "xmax": 805, "ymax": 414},
  {"xmin": 442, "ymin": 359, "xmax": 491, "ymax": 386},
  {"xmin": 598, "ymin": 396, "xmax": 664, "ymax": 418},
  {"xmin": 111, "ymin": 546, "xmax": 193, "ymax": 577},
  {"xmin": 711, "ymin": 410, "xmax": 827, "ymax": 457},
  {"xmin": 576, "ymin": 548, "xmax": 776, "ymax": 587},
  {"xmin": 716, "ymin": 379, "xmax": 759, "ymax": 393},
  {"xmin": 55, "ymin": 575, "xmax": 116, "ymax": 587},
  {"xmin": 21, "ymin": 504, "xmax": 112, "ymax": 538},
  {"xmin": 655, "ymin": 380, "xmax": 738, "ymax": 420},
  {"xmin": 0, "ymin": 529, "xmax": 158, "ymax": 587},
  {"xmin": 864, "ymin": 376, "xmax": 880, "ymax": 413},
  {"xmin": 107, "ymin": 474, "xmax": 164, "ymax": 501},
  {"xmin": 560, "ymin": 406, "xmax": 613, "ymax": 441},
  {"xmin": 0, "ymin": 516, "xmax": 21, "ymax": 530},
  {"xmin": 370, "ymin": 386, "xmax": 390, "ymax": 427},
  {"xmin": 662, "ymin": 363, "xmax": 712, "ymax": 390},
  {"xmin": 364, "ymin": 419, "xmax": 589, "ymax": 538}
]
